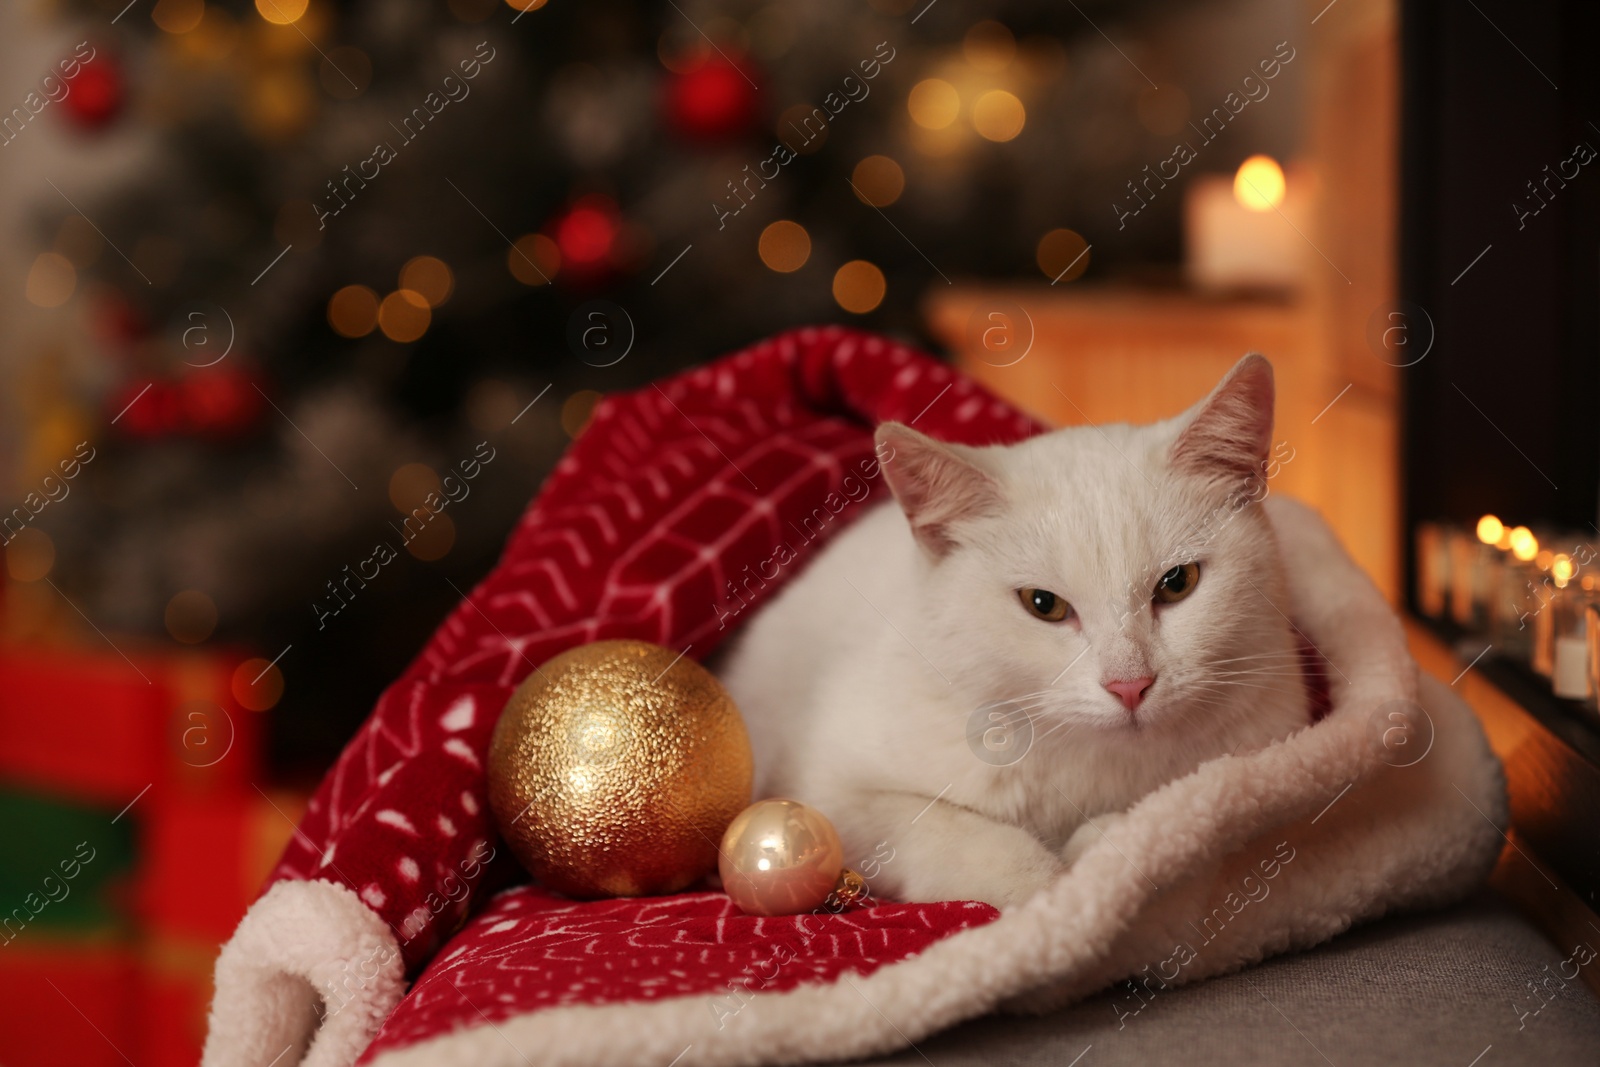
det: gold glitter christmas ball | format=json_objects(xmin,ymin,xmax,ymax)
[{"xmin": 488, "ymin": 639, "xmax": 753, "ymax": 899}]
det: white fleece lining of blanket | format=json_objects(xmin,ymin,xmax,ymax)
[{"xmin": 202, "ymin": 879, "xmax": 406, "ymax": 1067}]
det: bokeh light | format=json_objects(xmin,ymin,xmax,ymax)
[
  {"xmin": 561, "ymin": 390, "xmax": 603, "ymax": 439},
  {"xmin": 400, "ymin": 255, "xmax": 454, "ymax": 308},
  {"xmin": 555, "ymin": 197, "xmax": 619, "ymax": 267},
  {"xmin": 908, "ymin": 79, "xmax": 960, "ymax": 130},
  {"xmin": 244, "ymin": 68, "xmax": 315, "ymax": 140},
  {"xmin": 1553, "ymin": 554, "xmax": 1575, "ymax": 583},
  {"xmin": 254, "ymin": 0, "xmax": 309, "ymax": 26},
  {"xmin": 25, "ymin": 253, "xmax": 76, "ymax": 308},
  {"xmin": 389, "ymin": 463, "xmax": 442, "ymax": 512},
  {"xmin": 5, "ymin": 528, "xmax": 55, "ymax": 582},
  {"xmin": 963, "ymin": 21, "xmax": 1016, "ymax": 72},
  {"xmin": 404, "ymin": 512, "xmax": 456, "ymax": 561},
  {"xmin": 378, "ymin": 289, "xmax": 431, "ymax": 343},
  {"xmin": 1233, "ymin": 155, "xmax": 1286, "ymax": 211},
  {"xmin": 509, "ymin": 234, "xmax": 560, "ymax": 285},
  {"xmin": 180, "ymin": 5, "xmax": 242, "ymax": 62},
  {"xmin": 328, "ymin": 285, "xmax": 380, "ymax": 338},
  {"xmin": 972, "ymin": 90, "xmax": 1025, "ymax": 142},
  {"xmin": 504, "ymin": 0, "xmax": 549, "ymax": 11},
  {"xmin": 832, "ymin": 260, "xmax": 886, "ymax": 314},
  {"xmin": 1509, "ymin": 526, "xmax": 1538, "ymax": 562},
  {"xmin": 1475, "ymin": 514, "xmax": 1504, "ymax": 545},
  {"xmin": 1036, "ymin": 228, "xmax": 1090, "ymax": 282},
  {"xmin": 465, "ymin": 379, "xmax": 521, "ymax": 434},
  {"xmin": 232, "ymin": 658, "xmax": 284, "ymax": 711},
  {"xmin": 777, "ymin": 103, "xmax": 829, "ymax": 154},
  {"xmin": 758, "ymin": 220, "xmax": 811, "ymax": 272},
  {"xmin": 748, "ymin": 5, "xmax": 796, "ymax": 61},
  {"xmin": 165, "ymin": 589, "xmax": 219, "ymax": 644},
  {"xmin": 152, "ymin": 0, "xmax": 205, "ymax": 34},
  {"xmin": 851, "ymin": 155, "xmax": 905, "ymax": 207},
  {"xmin": 658, "ymin": 28, "xmax": 710, "ymax": 74}
]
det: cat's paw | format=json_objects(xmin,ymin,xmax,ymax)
[
  {"xmin": 957, "ymin": 857, "xmax": 1064, "ymax": 911},
  {"xmin": 890, "ymin": 833, "xmax": 1064, "ymax": 911},
  {"xmin": 1060, "ymin": 811, "xmax": 1128, "ymax": 867}
]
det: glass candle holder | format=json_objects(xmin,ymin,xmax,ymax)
[
  {"xmin": 1532, "ymin": 583, "xmax": 1557, "ymax": 678},
  {"xmin": 1550, "ymin": 582, "xmax": 1591, "ymax": 700},
  {"xmin": 1492, "ymin": 558, "xmax": 1540, "ymax": 660},
  {"xmin": 1585, "ymin": 600, "xmax": 1600, "ymax": 713},
  {"xmin": 1415, "ymin": 522, "xmax": 1449, "ymax": 619},
  {"xmin": 1453, "ymin": 539, "xmax": 1498, "ymax": 631},
  {"xmin": 1529, "ymin": 545, "xmax": 1563, "ymax": 678}
]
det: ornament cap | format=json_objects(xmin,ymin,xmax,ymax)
[{"xmin": 824, "ymin": 867, "xmax": 869, "ymax": 911}]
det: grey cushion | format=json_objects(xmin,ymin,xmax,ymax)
[{"xmin": 858, "ymin": 894, "xmax": 1600, "ymax": 1066}]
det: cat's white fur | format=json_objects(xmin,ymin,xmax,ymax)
[{"xmin": 716, "ymin": 355, "xmax": 1317, "ymax": 909}]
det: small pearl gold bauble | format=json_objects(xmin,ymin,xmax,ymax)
[
  {"xmin": 488, "ymin": 639, "xmax": 753, "ymax": 899},
  {"xmin": 719, "ymin": 798, "xmax": 868, "ymax": 916}
]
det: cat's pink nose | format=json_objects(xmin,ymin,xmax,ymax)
[{"xmin": 1104, "ymin": 676, "xmax": 1154, "ymax": 712}]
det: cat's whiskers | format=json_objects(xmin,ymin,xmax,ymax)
[
  {"xmin": 1031, "ymin": 715, "xmax": 1087, "ymax": 745},
  {"xmin": 1211, "ymin": 668, "xmax": 1306, "ymax": 679},
  {"xmin": 1214, "ymin": 663, "xmax": 1305, "ymax": 671},
  {"xmin": 1180, "ymin": 679, "xmax": 1303, "ymax": 718},
  {"xmin": 997, "ymin": 688, "xmax": 1063, "ymax": 705},
  {"xmin": 1204, "ymin": 651, "xmax": 1308, "ymax": 666},
  {"xmin": 1194, "ymin": 680, "xmax": 1305, "ymax": 697},
  {"xmin": 958, "ymin": 692, "xmax": 1059, "ymax": 719},
  {"xmin": 1194, "ymin": 678, "xmax": 1296, "ymax": 692}
]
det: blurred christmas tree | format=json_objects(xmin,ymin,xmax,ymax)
[{"xmin": 3, "ymin": 0, "xmax": 1302, "ymax": 773}]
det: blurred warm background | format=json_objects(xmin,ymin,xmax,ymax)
[{"xmin": 0, "ymin": 0, "xmax": 1412, "ymax": 1061}]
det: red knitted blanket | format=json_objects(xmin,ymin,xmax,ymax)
[{"xmin": 266, "ymin": 327, "xmax": 1043, "ymax": 1057}]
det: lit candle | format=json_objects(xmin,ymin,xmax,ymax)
[
  {"xmin": 1184, "ymin": 156, "xmax": 1309, "ymax": 292},
  {"xmin": 1540, "ymin": 547, "xmax": 1592, "ymax": 699},
  {"xmin": 1553, "ymin": 626, "xmax": 1590, "ymax": 699}
]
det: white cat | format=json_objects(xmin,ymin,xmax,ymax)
[{"xmin": 716, "ymin": 354, "xmax": 1330, "ymax": 910}]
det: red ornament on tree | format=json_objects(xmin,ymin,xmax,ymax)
[
  {"xmin": 543, "ymin": 194, "xmax": 631, "ymax": 284},
  {"xmin": 109, "ymin": 380, "xmax": 179, "ymax": 438},
  {"xmin": 181, "ymin": 366, "xmax": 264, "ymax": 438},
  {"xmin": 553, "ymin": 195, "xmax": 621, "ymax": 269},
  {"xmin": 60, "ymin": 47, "xmax": 124, "ymax": 130},
  {"xmin": 108, "ymin": 368, "xmax": 263, "ymax": 440},
  {"xmin": 662, "ymin": 57, "xmax": 759, "ymax": 142}
]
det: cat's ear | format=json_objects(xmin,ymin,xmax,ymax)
[
  {"xmin": 875, "ymin": 422, "xmax": 1002, "ymax": 557},
  {"xmin": 1169, "ymin": 353, "xmax": 1275, "ymax": 484}
]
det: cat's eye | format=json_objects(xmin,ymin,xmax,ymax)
[
  {"xmin": 1019, "ymin": 587, "xmax": 1072, "ymax": 622},
  {"xmin": 1154, "ymin": 562, "xmax": 1201, "ymax": 604}
]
